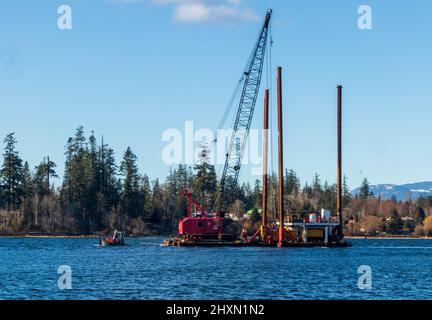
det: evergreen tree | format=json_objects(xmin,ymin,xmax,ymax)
[
  {"xmin": 312, "ymin": 173, "xmax": 322, "ymax": 198},
  {"xmin": 119, "ymin": 147, "xmax": 141, "ymax": 221},
  {"xmin": 34, "ymin": 158, "xmax": 58, "ymax": 196},
  {"xmin": 387, "ymin": 209, "xmax": 402, "ymax": 234},
  {"xmin": 192, "ymin": 145, "xmax": 217, "ymax": 210},
  {"xmin": 303, "ymin": 182, "xmax": 313, "ymax": 199},
  {"xmin": 414, "ymin": 207, "xmax": 425, "ymax": 225},
  {"xmin": 86, "ymin": 132, "xmax": 102, "ymax": 228},
  {"xmin": 174, "ymin": 164, "xmax": 191, "ymax": 218},
  {"xmin": 60, "ymin": 127, "xmax": 93, "ymax": 233},
  {"xmin": 151, "ymin": 178, "xmax": 164, "ymax": 223},
  {"xmin": 21, "ymin": 161, "xmax": 33, "ymax": 227},
  {"xmin": 240, "ymin": 182, "xmax": 253, "ymax": 210},
  {"xmin": 359, "ymin": 178, "xmax": 371, "ymax": 199},
  {"xmin": 285, "ymin": 169, "xmax": 300, "ymax": 195},
  {"xmin": 322, "ymin": 181, "xmax": 337, "ymax": 212},
  {"xmin": 100, "ymin": 145, "xmax": 120, "ymax": 208},
  {"xmin": 252, "ymin": 180, "xmax": 262, "ymax": 208},
  {"xmin": 0, "ymin": 133, "xmax": 24, "ymax": 211},
  {"xmin": 342, "ymin": 175, "xmax": 351, "ymax": 207},
  {"xmin": 141, "ymin": 174, "xmax": 152, "ymax": 218},
  {"xmin": 97, "ymin": 139, "xmax": 120, "ymax": 230}
]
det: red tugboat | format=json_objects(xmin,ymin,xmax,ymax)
[{"xmin": 100, "ymin": 229, "xmax": 125, "ymax": 246}]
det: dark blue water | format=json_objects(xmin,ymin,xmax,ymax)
[{"xmin": 0, "ymin": 237, "xmax": 431, "ymax": 300}]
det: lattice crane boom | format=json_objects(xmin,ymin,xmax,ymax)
[{"xmin": 218, "ymin": 9, "xmax": 272, "ymax": 211}]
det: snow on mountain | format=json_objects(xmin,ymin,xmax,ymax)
[{"xmin": 352, "ymin": 181, "xmax": 432, "ymax": 201}]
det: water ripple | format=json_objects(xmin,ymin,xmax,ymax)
[{"xmin": 0, "ymin": 237, "xmax": 431, "ymax": 299}]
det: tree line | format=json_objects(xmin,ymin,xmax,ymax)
[{"xmin": 1, "ymin": 127, "xmax": 431, "ymax": 236}]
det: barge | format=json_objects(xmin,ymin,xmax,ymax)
[
  {"xmin": 163, "ymin": 10, "xmax": 349, "ymax": 249},
  {"xmin": 163, "ymin": 208, "xmax": 349, "ymax": 248}
]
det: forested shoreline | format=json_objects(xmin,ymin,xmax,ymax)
[{"xmin": 1, "ymin": 127, "xmax": 432, "ymax": 237}]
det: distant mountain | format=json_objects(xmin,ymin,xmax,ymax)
[{"xmin": 352, "ymin": 181, "xmax": 432, "ymax": 201}]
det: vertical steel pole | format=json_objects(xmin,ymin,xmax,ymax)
[
  {"xmin": 277, "ymin": 67, "xmax": 284, "ymax": 248},
  {"xmin": 262, "ymin": 89, "xmax": 269, "ymax": 227},
  {"xmin": 337, "ymin": 85, "xmax": 343, "ymax": 236}
]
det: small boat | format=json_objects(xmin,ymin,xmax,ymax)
[{"xmin": 100, "ymin": 229, "xmax": 125, "ymax": 246}]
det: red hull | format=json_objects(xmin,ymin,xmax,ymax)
[{"xmin": 100, "ymin": 236, "xmax": 125, "ymax": 246}]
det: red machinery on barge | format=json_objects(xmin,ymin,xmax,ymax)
[
  {"xmin": 179, "ymin": 190, "xmax": 224, "ymax": 239},
  {"xmin": 164, "ymin": 191, "xmax": 237, "ymax": 246}
]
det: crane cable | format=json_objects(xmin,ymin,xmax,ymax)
[
  {"xmin": 212, "ymin": 69, "xmax": 245, "ymax": 213},
  {"xmin": 214, "ymin": 77, "xmax": 244, "ymax": 185},
  {"xmin": 212, "ymin": 12, "xmax": 273, "ymax": 213},
  {"xmin": 212, "ymin": 24, "xmax": 264, "ymax": 212},
  {"xmin": 215, "ymin": 76, "xmax": 244, "ymax": 134}
]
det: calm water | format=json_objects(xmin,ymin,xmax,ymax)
[{"xmin": 0, "ymin": 237, "xmax": 431, "ymax": 300}]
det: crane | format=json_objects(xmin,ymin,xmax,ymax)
[
  {"xmin": 172, "ymin": 10, "xmax": 273, "ymax": 242},
  {"xmin": 166, "ymin": 9, "xmax": 351, "ymax": 247},
  {"xmin": 218, "ymin": 9, "xmax": 272, "ymax": 211}
]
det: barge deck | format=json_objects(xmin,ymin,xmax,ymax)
[{"xmin": 163, "ymin": 238, "xmax": 350, "ymax": 248}]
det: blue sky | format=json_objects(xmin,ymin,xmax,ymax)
[{"xmin": 0, "ymin": 0, "xmax": 431, "ymax": 190}]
